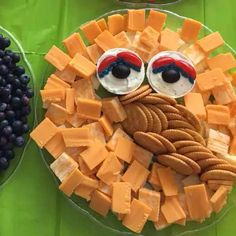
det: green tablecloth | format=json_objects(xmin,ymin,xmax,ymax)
[{"xmin": 0, "ymin": 0, "xmax": 236, "ymax": 235}]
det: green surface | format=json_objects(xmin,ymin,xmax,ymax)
[{"xmin": 0, "ymin": 0, "xmax": 236, "ymax": 235}]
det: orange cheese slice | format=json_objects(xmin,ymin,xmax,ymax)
[
  {"xmin": 146, "ymin": 10, "xmax": 167, "ymax": 32},
  {"xmin": 184, "ymin": 184, "xmax": 212, "ymax": 222},
  {"xmin": 89, "ymin": 190, "xmax": 112, "ymax": 217},
  {"xmin": 61, "ymin": 127, "xmax": 91, "ymax": 147},
  {"xmin": 148, "ymin": 163, "xmax": 163, "ymax": 191},
  {"xmin": 96, "ymin": 152, "xmax": 122, "ymax": 185},
  {"xmin": 196, "ymin": 68, "xmax": 227, "ymax": 92},
  {"xmin": 206, "ymin": 105, "xmax": 230, "ymax": 125},
  {"xmin": 80, "ymin": 141, "xmax": 109, "ymax": 170},
  {"xmin": 232, "ymin": 72, "xmax": 236, "ymax": 87},
  {"xmin": 114, "ymin": 31, "xmax": 131, "ymax": 49},
  {"xmin": 161, "ymin": 196, "xmax": 186, "ymax": 224},
  {"xmin": 59, "ymin": 168, "xmax": 85, "ymax": 196},
  {"xmin": 95, "ymin": 30, "xmax": 120, "ymax": 51},
  {"xmin": 132, "ymin": 145, "xmax": 152, "ymax": 169},
  {"xmin": 197, "ymin": 32, "xmax": 224, "ymax": 53},
  {"xmin": 106, "ymin": 128, "xmax": 132, "ymax": 151},
  {"xmin": 98, "ymin": 115, "xmax": 113, "ymax": 137},
  {"xmin": 210, "ymin": 186, "xmax": 228, "ymax": 213},
  {"xmin": 153, "ymin": 211, "xmax": 169, "ymax": 230},
  {"xmin": 157, "ymin": 167, "xmax": 178, "ymax": 196},
  {"xmin": 182, "ymin": 175, "xmax": 201, "ymax": 187},
  {"xmin": 69, "ymin": 53, "xmax": 96, "ymax": 78},
  {"xmin": 77, "ymin": 98, "xmax": 102, "ymax": 120},
  {"xmin": 121, "ymin": 160, "xmax": 150, "ymax": 192},
  {"xmin": 44, "ymin": 74, "xmax": 71, "ymax": 90},
  {"xmin": 63, "ymin": 32, "xmax": 88, "ymax": 58},
  {"xmin": 80, "ymin": 20, "xmax": 102, "ymax": 44},
  {"xmin": 207, "ymin": 180, "xmax": 233, "ymax": 191},
  {"xmin": 66, "ymin": 113, "xmax": 85, "ymax": 128},
  {"xmin": 139, "ymin": 26, "xmax": 160, "ymax": 50},
  {"xmin": 230, "ymin": 136, "xmax": 236, "ymax": 155},
  {"xmin": 44, "ymin": 131, "xmax": 66, "ymax": 159},
  {"xmin": 44, "ymin": 45, "xmax": 71, "ymax": 71},
  {"xmin": 160, "ymin": 28, "xmax": 185, "ymax": 51},
  {"xmin": 127, "ymin": 9, "xmax": 146, "ymax": 32},
  {"xmin": 77, "ymin": 155, "xmax": 100, "ymax": 176},
  {"xmin": 108, "ymin": 14, "xmax": 125, "ymax": 35},
  {"xmin": 114, "ymin": 137, "xmax": 134, "ymax": 163},
  {"xmin": 182, "ymin": 44, "xmax": 206, "ymax": 65},
  {"xmin": 30, "ymin": 117, "xmax": 58, "ymax": 148},
  {"xmin": 46, "ymin": 103, "xmax": 68, "ymax": 126},
  {"xmin": 180, "ymin": 18, "xmax": 202, "ymax": 42},
  {"xmin": 65, "ymin": 88, "xmax": 75, "ymax": 114},
  {"xmin": 112, "ymin": 182, "xmax": 131, "ymax": 214},
  {"xmin": 97, "ymin": 18, "xmax": 108, "ymax": 31},
  {"xmin": 74, "ymin": 176, "xmax": 99, "ymax": 201},
  {"xmin": 86, "ymin": 43, "xmax": 104, "ymax": 64},
  {"xmin": 122, "ymin": 198, "xmax": 152, "ymax": 233},
  {"xmin": 50, "ymin": 152, "xmax": 78, "ymax": 182},
  {"xmin": 98, "ymin": 181, "xmax": 113, "ymax": 197},
  {"xmin": 55, "ymin": 66, "xmax": 76, "ymax": 84},
  {"xmin": 139, "ymin": 188, "xmax": 161, "ymax": 222},
  {"xmin": 102, "ymin": 97, "xmax": 127, "ymax": 123},
  {"xmin": 207, "ymin": 53, "xmax": 236, "ymax": 72},
  {"xmin": 40, "ymin": 89, "xmax": 66, "ymax": 105},
  {"xmin": 83, "ymin": 122, "xmax": 106, "ymax": 144},
  {"xmin": 184, "ymin": 93, "xmax": 206, "ymax": 120}
]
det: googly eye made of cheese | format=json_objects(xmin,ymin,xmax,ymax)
[
  {"xmin": 96, "ymin": 48, "xmax": 145, "ymax": 95},
  {"xmin": 147, "ymin": 51, "xmax": 196, "ymax": 98}
]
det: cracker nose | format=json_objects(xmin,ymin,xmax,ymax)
[
  {"xmin": 112, "ymin": 64, "xmax": 131, "ymax": 79},
  {"xmin": 162, "ymin": 69, "xmax": 180, "ymax": 83}
]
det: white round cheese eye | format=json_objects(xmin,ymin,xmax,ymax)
[
  {"xmin": 147, "ymin": 51, "xmax": 196, "ymax": 98},
  {"xmin": 96, "ymin": 48, "xmax": 145, "ymax": 95}
]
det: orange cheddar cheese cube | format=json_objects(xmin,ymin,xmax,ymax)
[
  {"xmin": 102, "ymin": 97, "xmax": 127, "ymax": 123},
  {"xmin": 184, "ymin": 93, "xmax": 206, "ymax": 120},
  {"xmin": 160, "ymin": 28, "xmax": 185, "ymax": 51},
  {"xmin": 230, "ymin": 136, "xmax": 236, "ymax": 155},
  {"xmin": 50, "ymin": 152, "xmax": 78, "ymax": 182},
  {"xmin": 196, "ymin": 68, "xmax": 227, "ymax": 92},
  {"xmin": 55, "ymin": 66, "xmax": 76, "ymax": 84},
  {"xmin": 95, "ymin": 30, "xmax": 120, "ymax": 51},
  {"xmin": 46, "ymin": 103, "xmax": 68, "ymax": 126},
  {"xmin": 97, "ymin": 18, "xmax": 108, "ymax": 31},
  {"xmin": 72, "ymin": 78, "xmax": 95, "ymax": 100},
  {"xmin": 114, "ymin": 137, "xmax": 134, "ymax": 163},
  {"xmin": 153, "ymin": 211, "xmax": 169, "ymax": 230},
  {"xmin": 140, "ymin": 26, "xmax": 160, "ymax": 50},
  {"xmin": 182, "ymin": 175, "xmax": 201, "ymax": 187},
  {"xmin": 83, "ymin": 122, "xmax": 106, "ymax": 144},
  {"xmin": 182, "ymin": 44, "xmax": 206, "ymax": 65},
  {"xmin": 30, "ymin": 117, "xmax": 58, "ymax": 148},
  {"xmin": 161, "ymin": 196, "xmax": 186, "ymax": 224},
  {"xmin": 80, "ymin": 141, "xmax": 109, "ymax": 170},
  {"xmin": 44, "ymin": 45, "xmax": 71, "ymax": 71},
  {"xmin": 80, "ymin": 20, "xmax": 102, "ymax": 44},
  {"xmin": 114, "ymin": 31, "xmax": 131, "ymax": 49},
  {"xmin": 121, "ymin": 160, "xmax": 150, "ymax": 192},
  {"xmin": 157, "ymin": 167, "xmax": 178, "ymax": 196},
  {"xmin": 180, "ymin": 18, "xmax": 202, "ymax": 42},
  {"xmin": 59, "ymin": 168, "xmax": 85, "ymax": 196},
  {"xmin": 127, "ymin": 9, "xmax": 145, "ymax": 32},
  {"xmin": 108, "ymin": 14, "xmax": 125, "ymax": 35},
  {"xmin": 61, "ymin": 127, "xmax": 91, "ymax": 147},
  {"xmin": 112, "ymin": 182, "xmax": 131, "ymax": 214},
  {"xmin": 139, "ymin": 188, "xmax": 161, "ymax": 222},
  {"xmin": 206, "ymin": 105, "xmax": 230, "ymax": 125},
  {"xmin": 44, "ymin": 74, "xmax": 71, "ymax": 90},
  {"xmin": 45, "ymin": 132, "xmax": 66, "ymax": 159},
  {"xmin": 228, "ymin": 118, "xmax": 236, "ymax": 136},
  {"xmin": 40, "ymin": 89, "xmax": 66, "ymax": 105},
  {"xmin": 122, "ymin": 198, "xmax": 152, "ymax": 233},
  {"xmin": 77, "ymin": 98, "xmax": 102, "ymax": 120},
  {"xmin": 208, "ymin": 180, "xmax": 233, "ymax": 191},
  {"xmin": 232, "ymin": 72, "xmax": 236, "ymax": 86},
  {"xmin": 77, "ymin": 155, "xmax": 100, "ymax": 176},
  {"xmin": 69, "ymin": 53, "xmax": 96, "ymax": 78},
  {"xmin": 63, "ymin": 33, "xmax": 88, "ymax": 58},
  {"xmin": 89, "ymin": 190, "xmax": 111, "ymax": 217},
  {"xmin": 74, "ymin": 175, "xmax": 99, "ymax": 201},
  {"xmin": 98, "ymin": 181, "xmax": 113, "ymax": 197},
  {"xmin": 184, "ymin": 184, "xmax": 212, "ymax": 222},
  {"xmin": 146, "ymin": 10, "xmax": 167, "ymax": 32},
  {"xmin": 132, "ymin": 145, "xmax": 152, "ymax": 169},
  {"xmin": 96, "ymin": 152, "xmax": 122, "ymax": 185},
  {"xmin": 106, "ymin": 128, "xmax": 132, "ymax": 151},
  {"xmin": 66, "ymin": 88, "xmax": 75, "ymax": 114},
  {"xmin": 207, "ymin": 53, "xmax": 236, "ymax": 72},
  {"xmin": 197, "ymin": 32, "xmax": 224, "ymax": 54},
  {"xmin": 66, "ymin": 113, "xmax": 85, "ymax": 128},
  {"xmin": 86, "ymin": 44, "xmax": 103, "ymax": 64},
  {"xmin": 99, "ymin": 115, "xmax": 113, "ymax": 137},
  {"xmin": 210, "ymin": 186, "xmax": 228, "ymax": 213},
  {"xmin": 148, "ymin": 163, "xmax": 163, "ymax": 191}
]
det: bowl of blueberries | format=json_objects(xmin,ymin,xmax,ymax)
[{"xmin": 0, "ymin": 27, "xmax": 34, "ymax": 185}]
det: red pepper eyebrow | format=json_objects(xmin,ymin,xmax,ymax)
[
  {"xmin": 97, "ymin": 55, "xmax": 117, "ymax": 74},
  {"xmin": 152, "ymin": 57, "xmax": 176, "ymax": 68},
  {"xmin": 117, "ymin": 51, "xmax": 142, "ymax": 68}
]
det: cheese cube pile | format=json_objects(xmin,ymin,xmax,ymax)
[{"xmin": 30, "ymin": 9, "xmax": 236, "ymax": 233}]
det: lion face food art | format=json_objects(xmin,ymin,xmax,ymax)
[{"xmin": 30, "ymin": 9, "xmax": 236, "ymax": 234}]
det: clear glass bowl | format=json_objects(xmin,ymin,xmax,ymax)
[
  {"xmin": 38, "ymin": 9, "xmax": 236, "ymax": 236},
  {"xmin": 117, "ymin": 0, "xmax": 182, "ymax": 7},
  {"xmin": 0, "ymin": 26, "xmax": 35, "ymax": 186}
]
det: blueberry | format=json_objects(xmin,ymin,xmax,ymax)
[
  {"xmin": 0, "ymin": 112, "xmax": 5, "ymax": 121},
  {"xmin": 21, "ymin": 106, "xmax": 31, "ymax": 115},
  {"xmin": 0, "ymin": 136, "xmax": 7, "ymax": 146},
  {"xmin": 11, "ymin": 96, "xmax": 21, "ymax": 108},
  {"xmin": 3, "ymin": 55, "xmax": 12, "ymax": 64},
  {"xmin": 0, "ymin": 150, "xmax": 3, "ymax": 157},
  {"xmin": 0, "ymin": 78, "xmax": 6, "ymax": 86},
  {"xmin": 22, "ymin": 123, "xmax": 29, "ymax": 133},
  {"xmin": 0, "ymin": 50, "xmax": 4, "ymax": 58},
  {"xmin": 2, "ymin": 142, "xmax": 14, "ymax": 151},
  {"xmin": 12, "ymin": 120, "xmax": 22, "ymax": 132},
  {"xmin": 3, "ymin": 37, "xmax": 10, "ymax": 48},
  {"xmin": 5, "ymin": 150, "xmax": 15, "ymax": 160},
  {"xmin": 11, "ymin": 53, "xmax": 20, "ymax": 63},
  {"xmin": 15, "ymin": 88, "xmax": 23, "ymax": 97},
  {"xmin": 6, "ymin": 73, "xmax": 14, "ymax": 83},
  {"xmin": 0, "ymin": 157, "xmax": 9, "ymax": 170},
  {"xmin": 9, "ymin": 133, "xmax": 16, "ymax": 142},
  {"xmin": 5, "ymin": 110, "xmax": 15, "ymax": 120},
  {"xmin": 0, "ymin": 64, "xmax": 8, "ymax": 75},
  {"xmin": 0, "ymin": 103, "xmax": 7, "ymax": 112},
  {"xmin": 20, "ymin": 74, "xmax": 30, "ymax": 84},
  {"xmin": 20, "ymin": 116, "xmax": 27, "ymax": 124},
  {"xmin": 2, "ymin": 126, "xmax": 13, "ymax": 136},
  {"xmin": 21, "ymin": 95, "xmax": 29, "ymax": 105},
  {"xmin": 14, "ymin": 66, "xmax": 25, "ymax": 76},
  {"xmin": 15, "ymin": 136, "xmax": 25, "ymax": 147},
  {"xmin": 12, "ymin": 78, "xmax": 21, "ymax": 88},
  {"xmin": 0, "ymin": 120, "xmax": 9, "ymax": 130},
  {"xmin": 25, "ymin": 88, "xmax": 34, "ymax": 98},
  {"xmin": 2, "ymin": 88, "xmax": 11, "ymax": 97}
]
